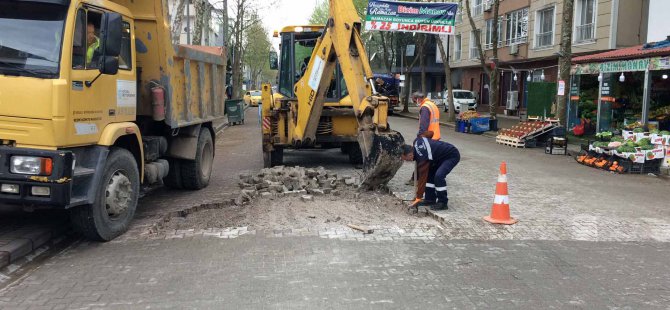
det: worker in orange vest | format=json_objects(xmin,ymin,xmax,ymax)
[{"xmin": 406, "ymin": 91, "xmax": 441, "ymax": 186}]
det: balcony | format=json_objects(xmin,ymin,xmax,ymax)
[
  {"xmin": 575, "ymin": 23, "xmax": 595, "ymax": 43},
  {"xmin": 535, "ymin": 32, "xmax": 553, "ymax": 48}
]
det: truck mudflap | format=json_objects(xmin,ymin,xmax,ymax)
[
  {"xmin": 359, "ymin": 130, "xmax": 405, "ymax": 190},
  {"xmin": 0, "ymin": 146, "xmax": 74, "ymax": 207}
]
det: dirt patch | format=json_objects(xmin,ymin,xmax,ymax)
[{"xmin": 158, "ymin": 190, "xmax": 438, "ymax": 232}]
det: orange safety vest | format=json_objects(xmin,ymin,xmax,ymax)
[{"xmin": 420, "ymin": 99, "xmax": 441, "ymax": 140}]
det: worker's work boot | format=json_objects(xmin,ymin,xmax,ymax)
[{"xmin": 429, "ymin": 201, "xmax": 448, "ymax": 211}]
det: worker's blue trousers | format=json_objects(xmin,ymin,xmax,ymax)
[{"xmin": 425, "ymin": 150, "xmax": 461, "ymax": 203}]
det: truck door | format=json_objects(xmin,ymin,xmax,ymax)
[{"xmin": 69, "ymin": 6, "xmax": 136, "ymax": 145}]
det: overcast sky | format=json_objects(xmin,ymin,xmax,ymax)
[
  {"xmin": 259, "ymin": 0, "xmax": 669, "ymax": 47},
  {"xmin": 648, "ymin": 0, "xmax": 670, "ymax": 42},
  {"xmin": 261, "ymin": 0, "xmax": 321, "ymax": 52}
]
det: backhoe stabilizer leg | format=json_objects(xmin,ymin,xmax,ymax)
[{"xmin": 358, "ymin": 130, "xmax": 405, "ymax": 190}]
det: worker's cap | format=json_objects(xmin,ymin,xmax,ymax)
[{"xmin": 412, "ymin": 91, "xmax": 425, "ymax": 99}]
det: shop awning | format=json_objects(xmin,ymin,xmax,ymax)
[{"xmin": 571, "ymin": 39, "xmax": 670, "ymax": 75}]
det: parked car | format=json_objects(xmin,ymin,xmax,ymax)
[
  {"xmin": 442, "ymin": 89, "xmax": 478, "ymax": 113},
  {"xmin": 244, "ymin": 90, "xmax": 262, "ymax": 106}
]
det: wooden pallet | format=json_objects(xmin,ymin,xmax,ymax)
[{"xmin": 496, "ymin": 135, "xmax": 526, "ymax": 148}]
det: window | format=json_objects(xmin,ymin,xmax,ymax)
[
  {"xmin": 0, "ymin": 1, "xmax": 67, "ymax": 78},
  {"xmin": 505, "ymin": 8, "xmax": 529, "ymax": 46},
  {"xmin": 471, "ymin": 0, "xmax": 484, "ymax": 17},
  {"xmin": 454, "ymin": 34, "xmax": 461, "ymax": 61},
  {"xmin": 485, "ymin": 18, "xmax": 503, "ymax": 50},
  {"xmin": 455, "ymin": 9, "xmax": 463, "ymax": 24},
  {"xmin": 535, "ymin": 7, "xmax": 554, "ymax": 48},
  {"xmin": 278, "ymin": 34, "xmax": 293, "ymax": 97},
  {"xmin": 470, "ymin": 30, "xmax": 480, "ymax": 59},
  {"xmin": 72, "ymin": 9, "xmax": 103, "ymax": 70},
  {"xmin": 575, "ymin": 0, "xmax": 596, "ymax": 42},
  {"xmin": 119, "ymin": 21, "xmax": 132, "ymax": 70}
]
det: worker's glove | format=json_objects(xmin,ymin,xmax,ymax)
[{"xmin": 409, "ymin": 198, "xmax": 423, "ymax": 208}]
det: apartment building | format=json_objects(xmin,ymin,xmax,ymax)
[{"xmin": 448, "ymin": 0, "xmax": 649, "ymax": 114}]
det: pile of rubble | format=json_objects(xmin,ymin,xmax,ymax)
[{"xmin": 236, "ymin": 166, "xmax": 360, "ymax": 205}]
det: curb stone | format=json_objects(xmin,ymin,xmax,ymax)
[{"xmin": 0, "ymin": 226, "xmax": 56, "ymax": 270}]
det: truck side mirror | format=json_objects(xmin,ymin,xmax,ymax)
[
  {"xmin": 100, "ymin": 12, "xmax": 122, "ymax": 57},
  {"xmin": 100, "ymin": 57, "xmax": 119, "ymax": 75},
  {"xmin": 269, "ymin": 51, "xmax": 278, "ymax": 70}
]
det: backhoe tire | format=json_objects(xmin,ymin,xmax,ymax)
[
  {"xmin": 340, "ymin": 145, "xmax": 349, "ymax": 154},
  {"xmin": 163, "ymin": 158, "xmax": 183, "ymax": 189},
  {"xmin": 69, "ymin": 147, "xmax": 140, "ymax": 241},
  {"xmin": 181, "ymin": 128, "xmax": 214, "ymax": 190},
  {"xmin": 270, "ymin": 147, "xmax": 284, "ymax": 166},
  {"xmin": 263, "ymin": 151, "xmax": 272, "ymax": 168},
  {"xmin": 348, "ymin": 142, "xmax": 363, "ymax": 165}
]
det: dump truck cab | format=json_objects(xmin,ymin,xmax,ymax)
[{"xmin": 0, "ymin": 0, "xmax": 226, "ymax": 241}]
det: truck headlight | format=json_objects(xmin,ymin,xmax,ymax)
[{"xmin": 10, "ymin": 156, "xmax": 53, "ymax": 176}]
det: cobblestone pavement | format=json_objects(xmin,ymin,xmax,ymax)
[
  {"xmin": 2, "ymin": 110, "xmax": 670, "ymax": 308},
  {"xmin": 1, "ymin": 236, "xmax": 669, "ymax": 309}
]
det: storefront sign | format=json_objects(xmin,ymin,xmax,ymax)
[
  {"xmin": 649, "ymin": 56, "xmax": 670, "ymax": 70},
  {"xmin": 571, "ymin": 58, "xmax": 651, "ymax": 75},
  {"xmin": 365, "ymin": 0, "xmax": 458, "ymax": 35}
]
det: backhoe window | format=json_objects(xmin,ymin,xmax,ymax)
[
  {"xmin": 0, "ymin": 2, "xmax": 67, "ymax": 78},
  {"xmin": 278, "ymin": 34, "xmax": 293, "ymax": 97}
]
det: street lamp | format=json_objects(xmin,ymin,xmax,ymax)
[
  {"xmin": 598, "ymin": 73, "xmax": 603, "ymax": 82},
  {"xmin": 540, "ymin": 70, "xmax": 545, "ymax": 81},
  {"xmin": 619, "ymin": 72, "xmax": 625, "ymax": 82}
]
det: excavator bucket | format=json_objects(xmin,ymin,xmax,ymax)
[{"xmin": 359, "ymin": 130, "xmax": 405, "ymax": 190}]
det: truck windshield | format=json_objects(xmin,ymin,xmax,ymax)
[{"xmin": 0, "ymin": 2, "xmax": 67, "ymax": 78}]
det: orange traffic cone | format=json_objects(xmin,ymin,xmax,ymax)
[{"xmin": 484, "ymin": 162, "xmax": 518, "ymax": 225}]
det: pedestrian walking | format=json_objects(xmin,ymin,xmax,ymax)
[{"xmin": 401, "ymin": 137, "xmax": 460, "ymax": 212}]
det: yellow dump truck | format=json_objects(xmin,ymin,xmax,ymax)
[{"xmin": 0, "ymin": 0, "xmax": 226, "ymax": 240}]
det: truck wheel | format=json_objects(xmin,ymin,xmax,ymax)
[
  {"xmin": 270, "ymin": 147, "xmax": 283, "ymax": 166},
  {"xmin": 348, "ymin": 142, "xmax": 363, "ymax": 165},
  {"xmin": 163, "ymin": 158, "xmax": 183, "ymax": 189},
  {"xmin": 69, "ymin": 148, "xmax": 140, "ymax": 241},
  {"xmin": 181, "ymin": 128, "xmax": 214, "ymax": 190}
]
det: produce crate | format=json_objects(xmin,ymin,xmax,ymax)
[{"xmin": 469, "ymin": 117, "xmax": 490, "ymax": 134}]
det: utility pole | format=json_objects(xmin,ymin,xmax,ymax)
[{"xmin": 556, "ymin": 0, "xmax": 574, "ymax": 126}]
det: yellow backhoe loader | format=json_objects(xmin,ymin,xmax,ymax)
[{"xmin": 260, "ymin": 0, "xmax": 405, "ymax": 189}]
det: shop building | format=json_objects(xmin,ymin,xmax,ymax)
[
  {"xmin": 448, "ymin": 0, "xmax": 649, "ymax": 116},
  {"xmin": 570, "ymin": 39, "xmax": 670, "ymax": 133}
]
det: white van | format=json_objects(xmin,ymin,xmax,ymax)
[{"xmin": 442, "ymin": 89, "xmax": 478, "ymax": 113}]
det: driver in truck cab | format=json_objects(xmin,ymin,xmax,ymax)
[{"xmin": 86, "ymin": 22, "xmax": 100, "ymax": 66}]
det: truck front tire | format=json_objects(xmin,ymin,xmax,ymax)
[
  {"xmin": 180, "ymin": 128, "xmax": 214, "ymax": 190},
  {"xmin": 70, "ymin": 147, "xmax": 140, "ymax": 241}
]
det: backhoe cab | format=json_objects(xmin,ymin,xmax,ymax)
[{"xmin": 261, "ymin": 0, "xmax": 405, "ymax": 189}]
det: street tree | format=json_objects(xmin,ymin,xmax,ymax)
[
  {"xmin": 556, "ymin": 0, "xmax": 574, "ymax": 126},
  {"xmin": 436, "ymin": 35, "xmax": 456, "ymax": 122},
  {"xmin": 244, "ymin": 22, "xmax": 275, "ymax": 89},
  {"xmin": 171, "ymin": 0, "xmax": 188, "ymax": 45},
  {"xmin": 464, "ymin": 0, "xmax": 500, "ymax": 119}
]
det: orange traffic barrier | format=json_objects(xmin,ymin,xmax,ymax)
[{"xmin": 484, "ymin": 162, "xmax": 518, "ymax": 225}]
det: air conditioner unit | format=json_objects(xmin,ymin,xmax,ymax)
[
  {"xmin": 484, "ymin": 2, "xmax": 493, "ymax": 12},
  {"xmin": 506, "ymin": 91, "xmax": 519, "ymax": 111},
  {"xmin": 509, "ymin": 44, "xmax": 519, "ymax": 55}
]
